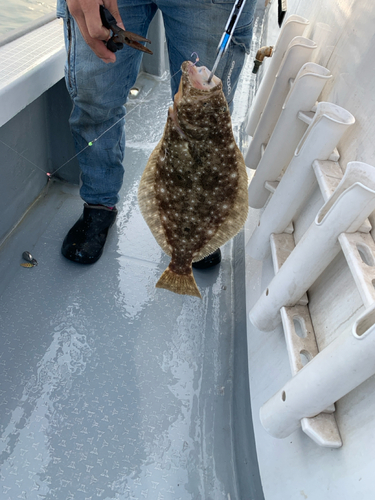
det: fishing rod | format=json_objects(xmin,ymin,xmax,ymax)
[{"xmin": 207, "ymin": 0, "xmax": 247, "ymax": 84}]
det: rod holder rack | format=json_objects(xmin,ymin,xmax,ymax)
[
  {"xmin": 271, "ymin": 233, "xmax": 341, "ymax": 447},
  {"xmin": 245, "ymin": 16, "xmax": 375, "ymax": 448},
  {"xmin": 247, "ymin": 102, "xmax": 356, "ymax": 262},
  {"xmin": 247, "ymin": 15, "xmax": 309, "ymax": 137},
  {"xmin": 250, "ymin": 158, "xmax": 375, "ymax": 445},
  {"xmin": 245, "ymin": 37, "xmax": 317, "ymax": 172}
]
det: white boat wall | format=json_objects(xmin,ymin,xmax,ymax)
[{"xmin": 245, "ymin": 0, "xmax": 375, "ymax": 498}]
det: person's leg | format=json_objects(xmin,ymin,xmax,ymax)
[
  {"xmin": 62, "ymin": 1, "xmax": 158, "ymax": 207},
  {"xmin": 158, "ymin": 0, "xmax": 256, "ymax": 268},
  {"xmin": 158, "ymin": 0, "xmax": 256, "ymax": 104},
  {"xmin": 59, "ymin": 1, "xmax": 157, "ymax": 263}
]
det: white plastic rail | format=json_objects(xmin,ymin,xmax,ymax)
[
  {"xmin": 249, "ymin": 162, "xmax": 375, "ymax": 332},
  {"xmin": 248, "ymin": 63, "xmax": 331, "ymax": 208},
  {"xmin": 260, "ymin": 304, "xmax": 375, "ymax": 440},
  {"xmin": 246, "ymin": 15, "xmax": 309, "ymax": 136},
  {"xmin": 245, "ymin": 37, "xmax": 317, "ymax": 171},
  {"xmin": 247, "ymin": 102, "xmax": 355, "ymax": 262}
]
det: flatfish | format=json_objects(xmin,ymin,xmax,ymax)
[{"xmin": 138, "ymin": 61, "xmax": 248, "ymax": 298}]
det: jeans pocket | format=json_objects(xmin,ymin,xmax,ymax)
[
  {"xmin": 200, "ymin": 0, "xmax": 256, "ymax": 33},
  {"xmin": 231, "ymin": 20, "xmax": 254, "ymax": 54}
]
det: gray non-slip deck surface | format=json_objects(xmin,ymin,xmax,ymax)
[{"xmin": 0, "ymin": 71, "xmax": 261, "ymax": 499}]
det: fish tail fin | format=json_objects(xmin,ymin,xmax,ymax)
[{"xmin": 156, "ymin": 266, "xmax": 202, "ymax": 299}]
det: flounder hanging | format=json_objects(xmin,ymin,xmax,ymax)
[{"xmin": 138, "ymin": 61, "xmax": 248, "ymax": 298}]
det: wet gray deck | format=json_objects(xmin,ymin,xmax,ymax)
[{"xmin": 0, "ymin": 69, "xmax": 262, "ymax": 499}]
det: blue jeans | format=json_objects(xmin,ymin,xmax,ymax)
[{"xmin": 57, "ymin": 0, "xmax": 256, "ymax": 207}]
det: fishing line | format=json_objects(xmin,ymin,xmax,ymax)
[
  {"xmin": 0, "ymin": 93, "xmax": 151, "ymax": 178},
  {"xmin": 0, "ymin": 53, "xmax": 197, "ymax": 179},
  {"xmin": 0, "ymin": 139, "xmax": 45, "ymax": 173}
]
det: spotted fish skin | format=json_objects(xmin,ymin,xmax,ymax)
[{"xmin": 138, "ymin": 61, "xmax": 248, "ymax": 298}]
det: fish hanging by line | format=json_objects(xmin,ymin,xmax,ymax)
[{"xmin": 138, "ymin": 60, "xmax": 248, "ymax": 298}]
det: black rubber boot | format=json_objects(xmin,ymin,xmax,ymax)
[
  {"xmin": 192, "ymin": 248, "xmax": 221, "ymax": 269},
  {"xmin": 61, "ymin": 204, "xmax": 117, "ymax": 264}
]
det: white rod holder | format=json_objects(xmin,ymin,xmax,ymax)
[
  {"xmin": 246, "ymin": 15, "xmax": 309, "ymax": 136},
  {"xmin": 247, "ymin": 103, "xmax": 355, "ymax": 261},
  {"xmin": 248, "ymin": 63, "xmax": 331, "ymax": 208},
  {"xmin": 245, "ymin": 37, "xmax": 317, "ymax": 171},
  {"xmin": 260, "ymin": 304, "xmax": 375, "ymax": 439},
  {"xmin": 316, "ymin": 161, "xmax": 375, "ymax": 230},
  {"xmin": 249, "ymin": 178, "xmax": 375, "ymax": 332}
]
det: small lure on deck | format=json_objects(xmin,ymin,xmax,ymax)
[{"xmin": 20, "ymin": 251, "xmax": 38, "ymax": 267}]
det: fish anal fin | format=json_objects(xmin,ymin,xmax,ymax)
[{"xmin": 156, "ymin": 266, "xmax": 202, "ymax": 299}]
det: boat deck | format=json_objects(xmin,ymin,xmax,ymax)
[{"xmin": 0, "ymin": 70, "xmax": 263, "ymax": 499}]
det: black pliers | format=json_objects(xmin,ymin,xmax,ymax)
[{"xmin": 100, "ymin": 5, "xmax": 153, "ymax": 54}]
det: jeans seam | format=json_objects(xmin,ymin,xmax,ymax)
[
  {"xmin": 67, "ymin": 18, "xmax": 73, "ymax": 90},
  {"xmin": 66, "ymin": 14, "xmax": 77, "ymax": 99}
]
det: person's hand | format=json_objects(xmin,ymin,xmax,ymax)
[{"xmin": 66, "ymin": 0, "xmax": 125, "ymax": 63}]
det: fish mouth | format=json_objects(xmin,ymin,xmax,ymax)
[
  {"xmin": 176, "ymin": 61, "xmax": 220, "ymax": 103},
  {"xmin": 185, "ymin": 61, "xmax": 220, "ymax": 90}
]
